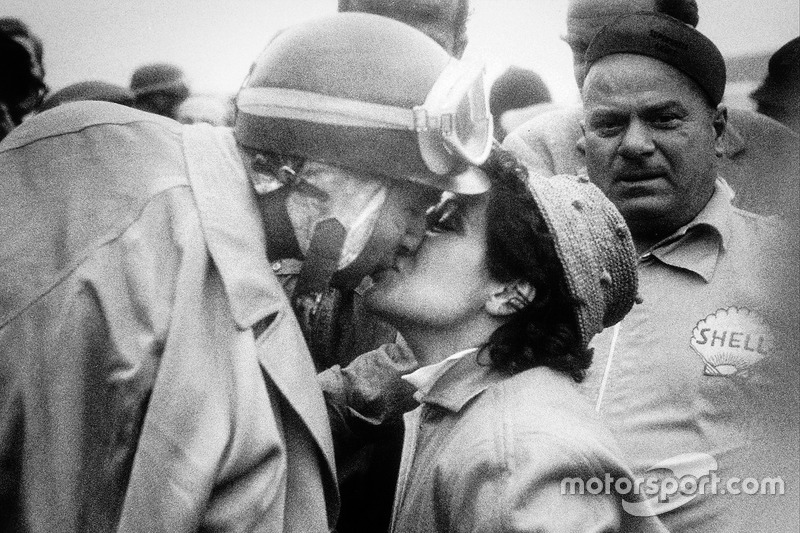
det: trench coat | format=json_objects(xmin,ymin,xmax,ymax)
[
  {"xmin": 0, "ymin": 102, "xmax": 337, "ymax": 532},
  {"xmin": 390, "ymin": 352, "xmax": 668, "ymax": 533}
]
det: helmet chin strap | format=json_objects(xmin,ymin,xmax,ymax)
[
  {"xmin": 256, "ymin": 166, "xmax": 398, "ymax": 296},
  {"xmin": 257, "ymin": 184, "xmax": 348, "ymax": 295},
  {"xmin": 294, "ymin": 190, "xmax": 399, "ymax": 295},
  {"xmin": 257, "ymin": 184, "xmax": 304, "ymax": 261},
  {"xmin": 294, "ymin": 218, "xmax": 347, "ymax": 295}
]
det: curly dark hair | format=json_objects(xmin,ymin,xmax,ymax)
[{"xmin": 480, "ymin": 147, "xmax": 592, "ymax": 383}]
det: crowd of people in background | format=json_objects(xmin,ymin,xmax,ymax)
[
  {"xmin": 1, "ymin": 1, "xmax": 798, "ymax": 532},
  {"xmin": 0, "ymin": 17, "xmax": 233, "ymax": 141}
]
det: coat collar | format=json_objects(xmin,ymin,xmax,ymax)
[
  {"xmin": 182, "ymin": 125, "xmax": 339, "ymax": 521},
  {"xmin": 416, "ymin": 349, "xmax": 508, "ymax": 413},
  {"xmin": 403, "ymin": 347, "xmax": 478, "ymax": 402},
  {"xmin": 182, "ymin": 125, "xmax": 287, "ymax": 330}
]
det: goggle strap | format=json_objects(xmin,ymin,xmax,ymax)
[
  {"xmin": 238, "ymin": 87, "xmax": 419, "ymax": 131},
  {"xmin": 412, "ymin": 107, "xmax": 455, "ymax": 134}
]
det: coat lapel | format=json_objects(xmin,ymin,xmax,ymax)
[
  {"xmin": 182, "ymin": 124, "xmax": 337, "ymax": 490},
  {"xmin": 255, "ymin": 309, "xmax": 337, "ymax": 482}
]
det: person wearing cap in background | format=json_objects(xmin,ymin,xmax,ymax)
[
  {"xmin": 489, "ymin": 65, "xmax": 552, "ymax": 141},
  {"xmin": 503, "ymin": 0, "xmax": 799, "ymax": 217},
  {"xmin": 363, "ymin": 146, "xmax": 666, "ymax": 532},
  {"xmin": 751, "ymin": 37, "xmax": 800, "ymax": 134},
  {"xmin": 0, "ymin": 13, "xmax": 495, "ymax": 533},
  {"xmin": 39, "ymin": 80, "xmax": 135, "ymax": 112},
  {"xmin": 575, "ymin": 12, "xmax": 791, "ymax": 532},
  {"xmin": 0, "ymin": 26, "xmax": 47, "ymax": 140},
  {"xmin": 129, "ymin": 62, "xmax": 191, "ymax": 119},
  {"xmin": 339, "ymin": 0, "xmax": 470, "ymax": 58}
]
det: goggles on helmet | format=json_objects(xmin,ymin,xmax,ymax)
[{"xmin": 236, "ymin": 58, "xmax": 493, "ymax": 178}]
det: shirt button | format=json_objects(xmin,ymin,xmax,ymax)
[{"xmin": 271, "ymin": 261, "xmax": 282, "ymax": 272}]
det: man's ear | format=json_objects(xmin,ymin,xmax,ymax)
[
  {"xmin": 713, "ymin": 104, "xmax": 728, "ymax": 158},
  {"xmin": 485, "ymin": 281, "xmax": 535, "ymax": 317}
]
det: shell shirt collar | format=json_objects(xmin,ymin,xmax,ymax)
[{"xmin": 647, "ymin": 179, "xmax": 734, "ymax": 282}]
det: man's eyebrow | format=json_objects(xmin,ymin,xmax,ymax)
[
  {"xmin": 585, "ymin": 102, "xmax": 689, "ymax": 122},
  {"xmin": 586, "ymin": 107, "xmax": 624, "ymax": 120},
  {"xmin": 642, "ymin": 101, "xmax": 688, "ymax": 113}
]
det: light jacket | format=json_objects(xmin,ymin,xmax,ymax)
[
  {"xmin": 0, "ymin": 102, "xmax": 337, "ymax": 532},
  {"xmin": 390, "ymin": 351, "xmax": 668, "ymax": 533}
]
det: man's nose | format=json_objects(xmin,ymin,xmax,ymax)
[{"xmin": 617, "ymin": 119, "xmax": 655, "ymax": 159}]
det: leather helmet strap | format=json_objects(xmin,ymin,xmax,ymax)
[
  {"xmin": 295, "ymin": 218, "xmax": 347, "ymax": 296},
  {"xmin": 258, "ymin": 185, "xmax": 304, "ymax": 262}
]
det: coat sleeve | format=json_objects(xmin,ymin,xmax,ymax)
[
  {"xmin": 318, "ymin": 341, "xmax": 419, "ymax": 458},
  {"xmin": 437, "ymin": 432, "xmax": 625, "ymax": 533}
]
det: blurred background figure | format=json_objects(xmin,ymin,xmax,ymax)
[
  {"xmin": 0, "ymin": 17, "xmax": 47, "ymax": 93},
  {"xmin": 338, "ymin": 0, "xmax": 470, "ymax": 57},
  {"xmin": 129, "ymin": 62, "xmax": 190, "ymax": 119},
  {"xmin": 751, "ymin": 37, "xmax": 800, "ymax": 133},
  {"xmin": 175, "ymin": 94, "xmax": 230, "ymax": 126},
  {"xmin": 489, "ymin": 65, "xmax": 552, "ymax": 140},
  {"xmin": 39, "ymin": 80, "xmax": 135, "ymax": 112},
  {"xmin": 0, "ymin": 31, "xmax": 46, "ymax": 141}
]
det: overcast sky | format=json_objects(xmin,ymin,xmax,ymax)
[{"xmin": 5, "ymin": 0, "xmax": 799, "ymax": 104}]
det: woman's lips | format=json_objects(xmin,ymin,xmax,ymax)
[
  {"xmin": 369, "ymin": 248, "xmax": 413, "ymax": 284},
  {"xmin": 369, "ymin": 260, "xmax": 399, "ymax": 283}
]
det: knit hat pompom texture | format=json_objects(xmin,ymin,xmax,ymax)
[{"xmin": 528, "ymin": 175, "xmax": 638, "ymax": 348}]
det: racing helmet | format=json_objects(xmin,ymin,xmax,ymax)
[{"xmin": 234, "ymin": 13, "xmax": 492, "ymax": 195}]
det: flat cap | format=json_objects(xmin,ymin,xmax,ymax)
[
  {"xmin": 585, "ymin": 12, "xmax": 726, "ymax": 106},
  {"xmin": 130, "ymin": 63, "xmax": 189, "ymax": 96}
]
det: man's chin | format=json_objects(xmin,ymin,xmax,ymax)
[{"xmin": 615, "ymin": 197, "xmax": 675, "ymax": 226}]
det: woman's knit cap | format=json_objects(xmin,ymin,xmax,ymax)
[{"xmin": 528, "ymin": 174, "xmax": 638, "ymax": 348}]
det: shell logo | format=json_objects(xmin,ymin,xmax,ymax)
[{"xmin": 690, "ymin": 307, "xmax": 773, "ymax": 377}]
